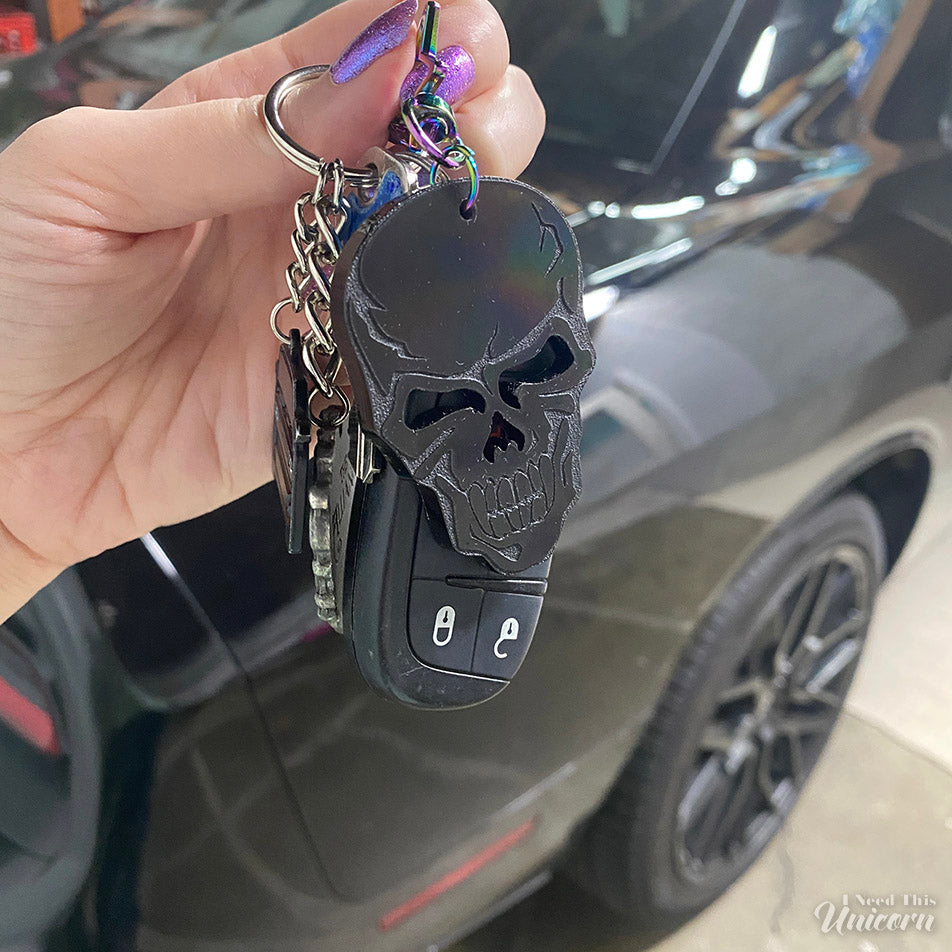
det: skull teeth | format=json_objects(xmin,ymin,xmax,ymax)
[
  {"xmin": 540, "ymin": 454, "xmax": 555, "ymax": 507},
  {"xmin": 530, "ymin": 490, "xmax": 547, "ymax": 523},
  {"xmin": 472, "ymin": 457, "xmax": 553, "ymax": 539},
  {"xmin": 527, "ymin": 460, "xmax": 546, "ymax": 506},
  {"xmin": 490, "ymin": 511, "xmax": 511, "ymax": 538},
  {"xmin": 467, "ymin": 484, "xmax": 492, "ymax": 536},
  {"xmin": 514, "ymin": 470, "xmax": 533, "ymax": 500},
  {"xmin": 496, "ymin": 477, "xmax": 519, "ymax": 532}
]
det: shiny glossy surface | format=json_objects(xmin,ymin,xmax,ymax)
[
  {"xmin": 333, "ymin": 177, "xmax": 592, "ymax": 574},
  {"xmin": 4, "ymin": 0, "xmax": 952, "ymax": 949},
  {"xmin": 400, "ymin": 44, "xmax": 475, "ymax": 104},
  {"xmin": 330, "ymin": 0, "xmax": 417, "ymax": 84}
]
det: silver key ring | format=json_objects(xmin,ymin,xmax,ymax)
[{"xmin": 263, "ymin": 65, "xmax": 379, "ymax": 184}]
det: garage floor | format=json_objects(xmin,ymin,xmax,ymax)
[{"xmin": 451, "ymin": 491, "xmax": 952, "ymax": 952}]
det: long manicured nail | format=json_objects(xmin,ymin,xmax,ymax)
[
  {"xmin": 331, "ymin": 0, "xmax": 418, "ymax": 84},
  {"xmin": 400, "ymin": 44, "xmax": 475, "ymax": 104}
]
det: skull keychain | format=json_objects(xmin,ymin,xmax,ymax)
[{"xmin": 265, "ymin": 2, "xmax": 594, "ymax": 708}]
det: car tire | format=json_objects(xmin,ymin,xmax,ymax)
[{"xmin": 565, "ymin": 492, "xmax": 886, "ymax": 932}]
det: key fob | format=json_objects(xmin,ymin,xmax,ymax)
[{"xmin": 341, "ymin": 455, "xmax": 550, "ymax": 708}]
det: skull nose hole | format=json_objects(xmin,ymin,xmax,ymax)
[
  {"xmin": 484, "ymin": 412, "xmax": 526, "ymax": 462},
  {"xmin": 405, "ymin": 388, "xmax": 486, "ymax": 430},
  {"xmin": 499, "ymin": 335, "xmax": 576, "ymax": 409}
]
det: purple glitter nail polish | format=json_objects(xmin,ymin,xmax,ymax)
[
  {"xmin": 331, "ymin": 0, "xmax": 418, "ymax": 84},
  {"xmin": 400, "ymin": 44, "xmax": 475, "ymax": 104}
]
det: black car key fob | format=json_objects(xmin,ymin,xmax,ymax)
[
  {"xmin": 326, "ymin": 177, "xmax": 593, "ymax": 708},
  {"xmin": 340, "ymin": 451, "xmax": 550, "ymax": 708}
]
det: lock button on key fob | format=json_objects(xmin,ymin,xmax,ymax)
[{"xmin": 408, "ymin": 581, "xmax": 481, "ymax": 674}]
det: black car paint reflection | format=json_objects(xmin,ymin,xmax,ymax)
[{"xmin": 2, "ymin": 0, "xmax": 952, "ymax": 949}]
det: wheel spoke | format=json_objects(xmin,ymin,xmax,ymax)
[
  {"xmin": 817, "ymin": 609, "xmax": 864, "ymax": 655},
  {"xmin": 775, "ymin": 563, "xmax": 825, "ymax": 671},
  {"xmin": 711, "ymin": 751, "xmax": 760, "ymax": 857},
  {"xmin": 756, "ymin": 736, "xmax": 777, "ymax": 803},
  {"xmin": 787, "ymin": 731, "xmax": 807, "ymax": 787},
  {"xmin": 790, "ymin": 685, "xmax": 842, "ymax": 709},
  {"xmin": 769, "ymin": 776, "xmax": 797, "ymax": 814},
  {"xmin": 678, "ymin": 755, "xmax": 731, "ymax": 837},
  {"xmin": 777, "ymin": 708, "xmax": 837, "ymax": 736},
  {"xmin": 796, "ymin": 560, "xmax": 841, "ymax": 648},
  {"xmin": 677, "ymin": 756, "xmax": 725, "ymax": 830},
  {"xmin": 768, "ymin": 611, "xmax": 784, "ymax": 648},
  {"xmin": 700, "ymin": 720, "xmax": 738, "ymax": 753},
  {"xmin": 803, "ymin": 638, "xmax": 862, "ymax": 693},
  {"xmin": 688, "ymin": 764, "xmax": 740, "ymax": 863},
  {"xmin": 790, "ymin": 607, "xmax": 863, "ymax": 674},
  {"xmin": 717, "ymin": 676, "xmax": 767, "ymax": 706}
]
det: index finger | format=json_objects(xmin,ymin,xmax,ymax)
[{"xmin": 145, "ymin": 0, "xmax": 509, "ymax": 110}]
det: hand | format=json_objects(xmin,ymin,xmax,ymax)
[{"xmin": 0, "ymin": 0, "xmax": 545, "ymax": 620}]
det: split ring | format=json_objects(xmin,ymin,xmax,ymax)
[{"xmin": 263, "ymin": 66, "xmax": 378, "ymax": 184}]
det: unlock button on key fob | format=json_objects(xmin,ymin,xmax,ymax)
[
  {"xmin": 408, "ymin": 581, "xmax": 482, "ymax": 674},
  {"xmin": 472, "ymin": 592, "xmax": 543, "ymax": 680}
]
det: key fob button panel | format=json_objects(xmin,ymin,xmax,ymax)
[
  {"xmin": 408, "ymin": 581, "xmax": 482, "ymax": 674},
  {"xmin": 344, "ymin": 462, "xmax": 554, "ymax": 708},
  {"xmin": 471, "ymin": 592, "xmax": 542, "ymax": 680}
]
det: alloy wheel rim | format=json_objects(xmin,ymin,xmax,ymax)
[{"xmin": 673, "ymin": 543, "xmax": 873, "ymax": 883}]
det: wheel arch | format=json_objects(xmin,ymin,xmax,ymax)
[
  {"xmin": 844, "ymin": 445, "xmax": 931, "ymax": 574},
  {"xmin": 800, "ymin": 432, "xmax": 932, "ymax": 577}
]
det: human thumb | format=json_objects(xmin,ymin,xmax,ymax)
[{"xmin": 1, "ymin": 2, "xmax": 418, "ymax": 234}]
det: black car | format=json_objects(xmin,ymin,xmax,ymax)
[{"xmin": 2, "ymin": 0, "xmax": 951, "ymax": 948}]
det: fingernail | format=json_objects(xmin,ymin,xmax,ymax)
[
  {"xmin": 400, "ymin": 44, "xmax": 475, "ymax": 104},
  {"xmin": 331, "ymin": 0, "xmax": 418, "ymax": 84}
]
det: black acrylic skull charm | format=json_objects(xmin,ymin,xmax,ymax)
[{"xmin": 331, "ymin": 177, "xmax": 595, "ymax": 573}]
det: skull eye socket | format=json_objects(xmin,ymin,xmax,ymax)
[
  {"xmin": 499, "ymin": 336, "xmax": 575, "ymax": 409},
  {"xmin": 405, "ymin": 387, "xmax": 487, "ymax": 430}
]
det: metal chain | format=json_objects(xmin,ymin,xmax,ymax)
[{"xmin": 269, "ymin": 158, "xmax": 378, "ymax": 428}]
